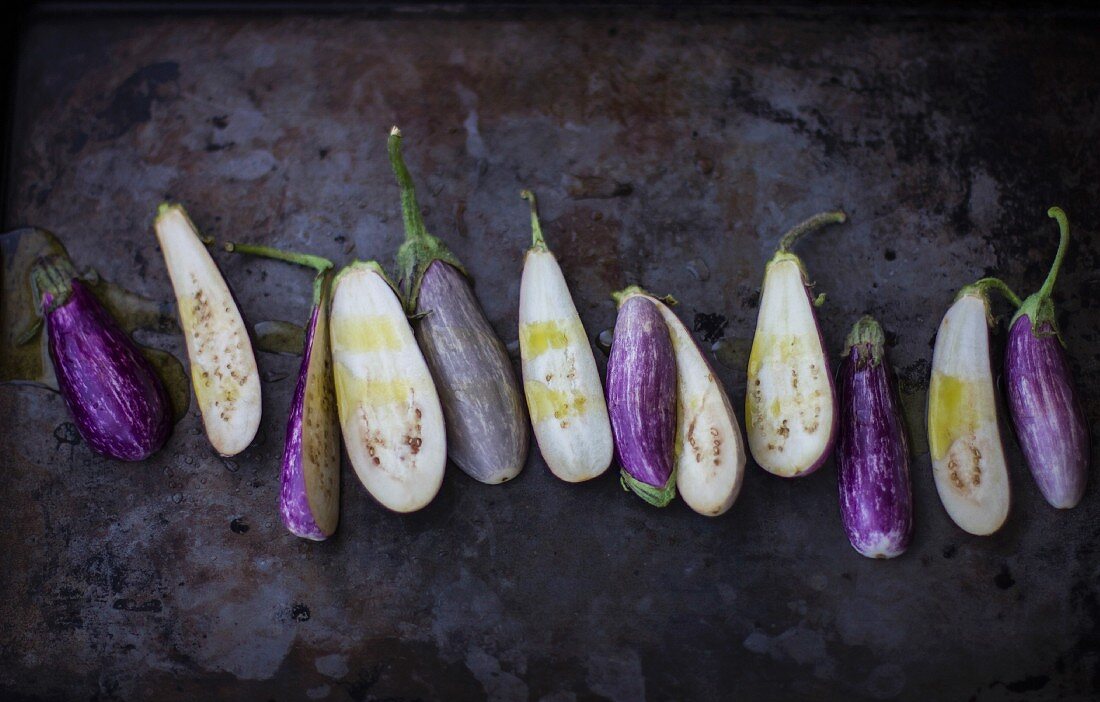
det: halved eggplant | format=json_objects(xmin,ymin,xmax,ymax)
[
  {"xmin": 329, "ymin": 260, "xmax": 446, "ymax": 512},
  {"xmin": 154, "ymin": 203, "xmax": 261, "ymax": 456},
  {"xmin": 518, "ymin": 190, "xmax": 613, "ymax": 483}
]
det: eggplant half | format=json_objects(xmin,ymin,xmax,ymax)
[
  {"xmin": 226, "ymin": 243, "xmax": 340, "ymax": 540},
  {"xmin": 517, "ymin": 190, "xmax": 613, "ymax": 482},
  {"xmin": 329, "ymin": 260, "xmax": 446, "ymax": 512},
  {"xmin": 388, "ymin": 127, "xmax": 528, "ymax": 484},
  {"xmin": 927, "ymin": 281, "xmax": 1015, "ymax": 535},
  {"xmin": 155, "ymin": 203, "xmax": 261, "ymax": 456},
  {"xmin": 606, "ymin": 291, "xmax": 678, "ymax": 507},
  {"xmin": 1005, "ymin": 207, "xmax": 1089, "ymax": 509},
  {"xmin": 746, "ymin": 211, "xmax": 846, "ymax": 477},
  {"xmin": 836, "ymin": 316, "xmax": 912, "ymax": 558},
  {"xmin": 33, "ymin": 256, "xmax": 172, "ymax": 461}
]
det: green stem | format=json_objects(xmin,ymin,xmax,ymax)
[
  {"xmin": 1037, "ymin": 206, "xmax": 1069, "ymax": 301},
  {"xmin": 777, "ymin": 210, "xmax": 848, "ymax": 253},
  {"xmin": 520, "ymin": 189, "xmax": 547, "ymax": 250},
  {"xmin": 388, "ymin": 126, "xmax": 430, "ymax": 249},
  {"xmin": 960, "ymin": 277, "xmax": 1023, "ymax": 308},
  {"xmin": 223, "ymin": 242, "xmax": 332, "ymax": 274},
  {"xmin": 31, "ymin": 255, "xmax": 78, "ymax": 313}
]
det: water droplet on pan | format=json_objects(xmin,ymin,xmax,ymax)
[
  {"xmin": 686, "ymin": 258, "xmax": 710, "ymax": 281},
  {"xmin": 596, "ymin": 329, "xmax": 614, "ymax": 354}
]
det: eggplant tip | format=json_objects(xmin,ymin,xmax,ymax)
[
  {"xmin": 156, "ymin": 201, "xmax": 176, "ymax": 219},
  {"xmin": 390, "ymin": 125, "xmax": 401, "ymax": 137}
]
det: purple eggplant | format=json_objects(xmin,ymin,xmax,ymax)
[
  {"xmin": 226, "ymin": 243, "xmax": 340, "ymax": 540},
  {"xmin": 388, "ymin": 127, "xmax": 529, "ymax": 485},
  {"xmin": 1005, "ymin": 207, "xmax": 1089, "ymax": 509},
  {"xmin": 607, "ymin": 289, "xmax": 678, "ymax": 507},
  {"xmin": 837, "ymin": 316, "xmax": 912, "ymax": 558},
  {"xmin": 33, "ymin": 256, "xmax": 171, "ymax": 461}
]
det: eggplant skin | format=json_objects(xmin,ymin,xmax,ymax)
[
  {"xmin": 45, "ymin": 280, "xmax": 172, "ymax": 461},
  {"xmin": 606, "ymin": 295, "xmax": 677, "ymax": 504},
  {"xmin": 1005, "ymin": 316, "xmax": 1089, "ymax": 509},
  {"xmin": 837, "ymin": 333, "xmax": 912, "ymax": 559},
  {"xmin": 415, "ymin": 260, "xmax": 529, "ymax": 484}
]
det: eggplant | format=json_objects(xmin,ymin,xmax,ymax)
[
  {"xmin": 388, "ymin": 127, "xmax": 529, "ymax": 484},
  {"xmin": 606, "ymin": 291, "xmax": 678, "ymax": 507},
  {"xmin": 32, "ymin": 256, "xmax": 171, "ymax": 461},
  {"xmin": 837, "ymin": 316, "xmax": 912, "ymax": 558},
  {"xmin": 225, "ymin": 243, "xmax": 340, "ymax": 540},
  {"xmin": 154, "ymin": 203, "xmax": 261, "ymax": 456},
  {"xmin": 517, "ymin": 190, "xmax": 613, "ymax": 482},
  {"xmin": 1005, "ymin": 207, "xmax": 1089, "ymax": 509},
  {"xmin": 329, "ymin": 260, "xmax": 446, "ymax": 512},
  {"xmin": 746, "ymin": 211, "xmax": 846, "ymax": 477},
  {"xmin": 927, "ymin": 279, "xmax": 1017, "ymax": 535}
]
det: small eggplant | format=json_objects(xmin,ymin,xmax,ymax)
[
  {"xmin": 1005, "ymin": 207, "xmax": 1089, "ymax": 509},
  {"xmin": 746, "ymin": 211, "xmax": 846, "ymax": 477},
  {"xmin": 837, "ymin": 316, "xmax": 912, "ymax": 558},
  {"xmin": 329, "ymin": 260, "xmax": 446, "ymax": 512},
  {"xmin": 927, "ymin": 279, "xmax": 1017, "ymax": 535},
  {"xmin": 225, "ymin": 243, "xmax": 340, "ymax": 540},
  {"xmin": 606, "ymin": 290, "xmax": 678, "ymax": 507},
  {"xmin": 517, "ymin": 190, "xmax": 613, "ymax": 483},
  {"xmin": 32, "ymin": 256, "xmax": 171, "ymax": 461},
  {"xmin": 155, "ymin": 203, "xmax": 261, "ymax": 456},
  {"xmin": 388, "ymin": 127, "xmax": 528, "ymax": 484}
]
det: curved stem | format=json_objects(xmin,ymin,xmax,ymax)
[
  {"xmin": 388, "ymin": 126, "xmax": 429, "ymax": 247},
  {"xmin": 1038, "ymin": 206, "xmax": 1069, "ymax": 301},
  {"xmin": 777, "ymin": 210, "xmax": 847, "ymax": 253},
  {"xmin": 520, "ymin": 189, "xmax": 547, "ymax": 250},
  {"xmin": 223, "ymin": 242, "xmax": 332, "ymax": 274},
  {"xmin": 963, "ymin": 277, "xmax": 1023, "ymax": 308}
]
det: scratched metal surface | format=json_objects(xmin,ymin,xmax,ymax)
[{"xmin": 1, "ymin": 7, "xmax": 1099, "ymax": 701}]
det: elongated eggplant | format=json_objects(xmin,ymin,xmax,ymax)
[
  {"xmin": 837, "ymin": 316, "xmax": 912, "ymax": 558},
  {"xmin": 154, "ymin": 203, "xmax": 261, "ymax": 456},
  {"xmin": 927, "ymin": 279, "xmax": 1017, "ymax": 535},
  {"xmin": 746, "ymin": 211, "xmax": 846, "ymax": 477},
  {"xmin": 388, "ymin": 127, "xmax": 528, "ymax": 484},
  {"xmin": 329, "ymin": 260, "xmax": 446, "ymax": 512},
  {"xmin": 32, "ymin": 256, "xmax": 171, "ymax": 461},
  {"xmin": 607, "ymin": 291, "xmax": 678, "ymax": 507},
  {"xmin": 517, "ymin": 190, "xmax": 613, "ymax": 483},
  {"xmin": 225, "ymin": 243, "xmax": 340, "ymax": 540},
  {"xmin": 1005, "ymin": 207, "xmax": 1089, "ymax": 509}
]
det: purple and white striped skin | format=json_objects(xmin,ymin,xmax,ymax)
[
  {"xmin": 36, "ymin": 259, "xmax": 171, "ymax": 461},
  {"xmin": 1004, "ymin": 207, "xmax": 1089, "ymax": 509},
  {"xmin": 837, "ymin": 316, "xmax": 912, "ymax": 559},
  {"xmin": 606, "ymin": 292, "xmax": 678, "ymax": 507}
]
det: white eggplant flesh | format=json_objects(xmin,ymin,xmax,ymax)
[
  {"xmin": 746, "ymin": 256, "xmax": 836, "ymax": 477},
  {"xmin": 329, "ymin": 262, "xmax": 445, "ymax": 513},
  {"xmin": 519, "ymin": 249, "xmax": 613, "ymax": 482},
  {"xmin": 154, "ymin": 203, "xmax": 261, "ymax": 456},
  {"xmin": 927, "ymin": 292, "xmax": 1010, "ymax": 535},
  {"xmin": 652, "ymin": 299, "xmax": 745, "ymax": 516}
]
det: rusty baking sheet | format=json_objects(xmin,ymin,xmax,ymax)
[{"xmin": 1, "ymin": 4, "xmax": 1099, "ymax": 701}]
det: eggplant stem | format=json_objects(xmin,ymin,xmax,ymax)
[
  {"xmin": 777, "ymin": 210, "xmax": 848, "ymax": 253},
  {"xmin": 388, "ymin": 126, "xmax": 430, "ymax": 249},
  {"xmin": 965, "ymin": 277, "xmax": 1023, "ymax": 308},
  {"xmin": 31, "ymin": 255, "xmax": 78, "ymax": 313},
  {"xmin": 224, "ymin": 242, "xmax": 333, "ymax": 274},
  {"xmin": 1037, "ymin": 206, "xmax": 1069, "ymax": 302},
  {"xmin": 520, "ymin": 189, "xmax": 547, "ymax": 250}
]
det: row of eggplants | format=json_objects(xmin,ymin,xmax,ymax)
[{"xmin": 32, "ymin": 127, "xmax": 1088, "ymax": 557}]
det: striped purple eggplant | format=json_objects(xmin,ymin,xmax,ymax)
[
  {"xmin": 1005, "ymin": 207, "xmax": 1089, "ymax": 509},
  {"xmin": 837, "ymin": 316, "xmax": 912, "ymax": 558},
  {"xmin": 388, "ymin": 127, "xmax": 529, "ymax": 485},
  {"xmin": 226, "ymin": 243, "xmax": 340, "ymax": 540},
  {"xmin": 33, "ymin": 256, "xmax": 171, "ymax": 461},
  {"xmin": 607, "ymin": 290, "xmax": 678, "ymax": 507}
]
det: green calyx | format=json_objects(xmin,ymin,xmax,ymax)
[
  {"xmin": 844, "ymin": 315, "xmax": 885, "ymax": 365},
  {"xmin": 31, "ymin": 255, "xmax": 79, "ymax": 314},
  {"xmin": 620, "ymin": 470, "xmax": 677, "ymax": 508},
  {"xmin": 388, "ymin": 126, "xmax": 466, "ymax": 313},
  {"xmin": 611, "ymin": 284, "xmax": 677, "ymax": 308},
  {"xmin": 520, "ymin": 189, "xmax": 548, "ymax": 251},
  {"xmin": 1011, "ymin": 206, "xmax": 1069, "ymax": 344},
  {"xmin": 224, "ymin": 242, "xmax": 334, "ymax": 306}
]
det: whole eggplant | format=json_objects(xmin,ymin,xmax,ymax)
[
  {"xmin": 388, "ymin": 127, "xmax": 528, "ymax": 484},
  {"xmin": 607, "ymin": 291, "xmax": 678, "ymax": 507},
  {"xmin": 836, "ymin": 316, "xmax": 912, "ymax": 558},
  {"xmin": 1005, "ymin": 207, "xmax": 1089, "ymax": 509},
  {"xmin": 34, "ymin": 256, "xmax": 171, "ymax": 461}
]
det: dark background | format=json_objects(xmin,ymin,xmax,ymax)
[{"xmin": 1, "ymin": 2, "xmax": 1099, "ymax": 701}]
